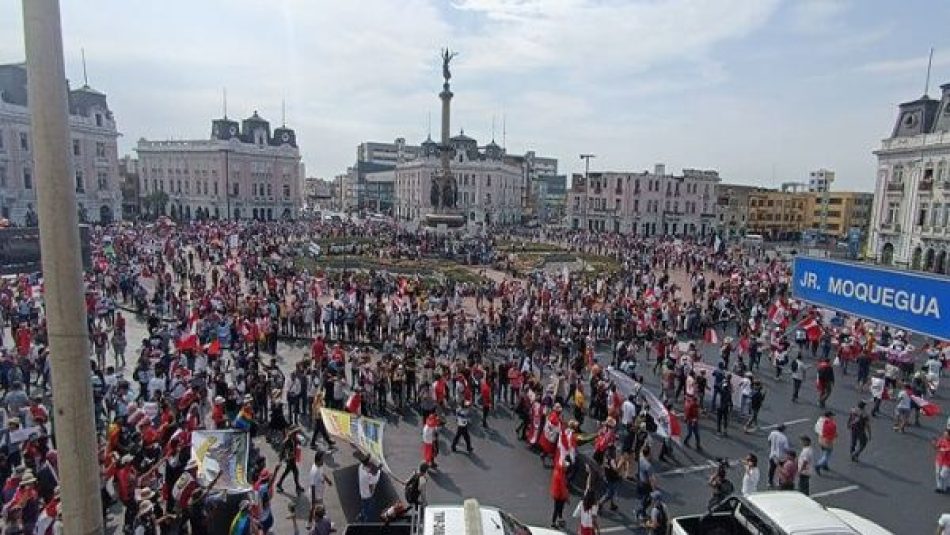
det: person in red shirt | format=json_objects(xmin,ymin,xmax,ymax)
[
  {"xmin": 479, "ymin": 379, "xmax": 492, "ymax": 428},
  {"xmin": 115, "ymin": 454, "xmax": 138, "ymax": 530},
  {"xmin": 815, "ymin": 411, "xmax": 837, "ymax": 475},
  {"xmin": 311, "ymin": 336, "xmax": 326, "ymax": 370},
  {"xmin": 682, "ymin": 394, "xmax": 702, "ymax": 452},
  {"xmin": 935, "ymin": 428, "xmax": 950, "ymax": 493}
]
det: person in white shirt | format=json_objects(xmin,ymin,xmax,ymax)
[
  {"xmin": 938, "ymin": 512, "xmax": 950, "ymax": 535},
  {"xmin": 620, "ymin": 395, "xmax": 638, "ymax": 427},
  {"xmin": 309, "ymin": 451, "xmax": 333, "ymax": 526},
  {"xmin": 741, "ymin": 453, "xmax": 760, "ymax": 495},
  {"xmin": 798, "ymin": 436, "xmax": 815, "ymax": 495},
  {"xmin": 869, "ymin": 370, "xmax": 885, "ymax": 417},
  {"xmin": 357, "ymin": 456, "xmax": 380, "ymax": 521},
  {"xmin": 766, "ymin": 425, "xmax": 789, "ymax": 488}
]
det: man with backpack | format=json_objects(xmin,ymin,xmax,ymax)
[
  {"xmin": 404, "ymin": 462, "xmax": 429, "ymax": 510},
  {"xmin": 643, "ymin": 490, "xmax": 668, "ymax": 535}
]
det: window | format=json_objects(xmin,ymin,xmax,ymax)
[
  {"xmin": 633, "ymin": 199, "xmax": 639, "ymax": 213},
  {"xmin": 932, "ymin": 204, "xmax": 942, "ymax": 226},
  {"xmin": 918, "ymin": 205, "xmax": 928, "ymax": 226},
  {"xmin": 73, "ymin": 140, "xmax": 81, "ymax": 156},
  {"xmin": 232, "ymin": 182, "xmax": 239, "ymax": 196},
  {"xmin": 283, "ymin": 184, "xmax": 290, "ymax": 198},
  {"xmin": 97, "ymin": 172, "xmax": 108, "ymax": 190},
  {"xmin": 213, "ymin": 182, "xmax": 218, "ymax": 196},
  {"xmin": 266, "ymin": 184, "xmax": 272, "ymax": 197},
  {"xmin": 152, "ymin": 179, "xmax": 158, "ymax": 192},
  {"xmin": 0, "ymin": 131, "xmax": 4, "ymax": 150},
  {"xmin": 486, "ymin": 175, "xmax": 491, "ymax": 187},
  {"xmin": 176, "ymin": 179, "xmax": 182, "ymax": 193},
  {"xmin": 95, "ymin": 142, "xmax": 106, "ymax": 158},
  {"xmin": 95, "ymin": 113, "xmax": 103, "ymax": 127},
  {"xmin": 19, "ymin": 133, "xmax": 29, "ymax": 151},
  {"xmin": 0, "ymin": 166, "xmax": 5, "ymax": 188},
  {"xmin": 252, "ymin": 183, "xmax": 257, "ymax": 196},
  {"xmin": 75, "ymin": 171, "xmax": 85, "ymax": 193}
]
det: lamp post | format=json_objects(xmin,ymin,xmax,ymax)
[
  {"xmin": 579, "ymin": 154, "xmax": 595, "ymax": 231},
  {"xmin": 22, "ymin": 0, "xmax": 103, "ymax": 532}
]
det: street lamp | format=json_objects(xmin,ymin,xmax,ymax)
[{"xmin": 579, "ymin": 154, "xmax": 595, "ymax": 230}]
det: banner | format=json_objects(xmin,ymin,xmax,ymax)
[
  {"xmin": 606, "ymin": 369, "xmax": 680, "ymax": 442},
  {"xmin": 191, "ymin": 430, "xmax": 251, "ymax": 492},
  {"xmin": 320, "ymin": 408, "xmax": 390, "ymax": 473}
]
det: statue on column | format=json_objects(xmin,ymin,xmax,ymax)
[
  {"xmin": 441, "ymin": 48, "xmax": 458, "ymax": 84},
  {"xmin": 430, "ymin": 180, "xmax": 441, "ymax": 209}
]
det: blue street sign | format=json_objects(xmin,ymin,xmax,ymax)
[{"xmin": 792, "ymin": 256, "xmax": 950, "ymax": 341}]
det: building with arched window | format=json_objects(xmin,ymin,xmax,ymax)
[
  {"xmin": 870, "ymin": 82, "xmax": 950, "ymax": 275},
  {"xmin": 0, "ymin": 63, "xmax": 122, "ymax": 224}
]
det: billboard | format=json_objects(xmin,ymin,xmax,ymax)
[{"xmin": 792, "ymin": 256, "xmax": 950, "ymax": 341}]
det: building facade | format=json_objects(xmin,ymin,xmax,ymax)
[
  {"xmin": 715, "ymin": 183, "xmax": 770, "ymax": 238},
  {"xmin": 342, "ymin": 138, "xmax": 421, "ymax": 210},
  {"xmin": 808, "ymin": 168, "xmax": 835, "ymax": 193},
  {"xmin": 869, "ymin": 83, "xmax": 950, "ymax": 273},
  {"xmin": 136, "ymin": 111, "xmax": 302, "ymax": 221},
  {"xmin": 532, "ymin": 174, "xmax": 567, "ymax": 223},
  {"xmin": 567, "ymin": 164, "xmax": 720, "ymax": 236},
  {"xmin": 746, "ymin": 190, "xmax": 809, "ymax": 240},
  {"xmin": 517, "ymin": 150, "xmax": 559, "ymax": 218},
  {"xmin": 118, "ymin": 155, "xmax": 141, "ymax": 220},
  {"xmin": 0, "ymin": 63, "xmax": 122, "ymax": 224},
  {"xmin": 804, "ymin": 191, "xmax": 873, "ymax": 239},
  {"xmin": 394, "ymin": 132, "xmax": 523, "ymax": 228}
]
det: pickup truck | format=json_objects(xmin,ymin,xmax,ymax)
[
  {"xmin": 343, "ymin": 499, "xmax": 563, "ymax": 535},
  {"xmin": 670, "ymin": 492, "xmax": 892, "ymax": 535}
]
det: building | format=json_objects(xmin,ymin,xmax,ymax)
[
  {"xmin": 515, "ymin": 150, "xmax": 558, "ymax": 218},
  {"xmin": 136, "ymin": 110, "xmax": 302, "ymax": 221},
  {"xmin": 394, "ymin": 131, "xmax": 524, "ymax": 228},
  {"xmin": 869, "ymin": 82, "xmax": 950, "ymax": 273},
  {"xmin": 0, "ymin": 62, "xmax": 122, "ymax": 224},
  {"xmin": 303, "ymin": 177, "xmax": 337, "ymax": 211},
  {"xmin": 804, "ymin": 191, "xmax": 873, "ymax": 239},
  {"xmin": 532, "ymin": 174, "xmax": 567, "ymax": 223},
  {"xmin": 808, "ymin": 168, "xmax": 835, "ymax": 193},
  {"xmin": 118, "ymin": 155, "xmax": 141, "ymax": 220},
  {"xmin": 715, "ymin": 183, "xmax": 771, "ymax": 238},
  {"xmin": 746, "ymin": 189, "xmax": 808, "ymax": 240},
  {"xmin": 341, "ymin": 138, "xmax": 421, "ymax": 211},
  {"xmin": 566, "ymin": 164, "xmax": 720, "ymax": 236}
]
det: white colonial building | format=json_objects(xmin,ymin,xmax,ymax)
[
  {"xmin": 136, "ymin": 111, "xmax": 303, "ymax": 221},
  {"xmin": 394, "ymin": 131, "xmax": 524, "ymax": 228},
  {"xmin": 567, "ymin": 164, "xmax": 720, "ymax": 237},
  {"xmin": 869, "ymin": 83, "xmax": 950, "ymax": 274},
  {"xmin": 0, "ymin": 63, "xmax": 122, "ymax": 224}
]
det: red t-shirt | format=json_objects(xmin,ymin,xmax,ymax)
[{"xmin": 937, "ymin": 436, "xmax": 950, "ymax": 467}]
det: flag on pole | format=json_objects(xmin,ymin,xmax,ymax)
[{"xmin": 911, "ymin": 395, "xmax": 941, "ymax": 417}]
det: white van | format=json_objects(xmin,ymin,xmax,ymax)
[
  {"xmin": 422, "ymin": 500, "xmax": 563, "ymax": 535},
  {"xmin": 671, "ymin": 492, "xmax": 892, "ymax": 535}
]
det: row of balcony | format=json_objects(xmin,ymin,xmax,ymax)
[{"xmin": 886, "ymin": 180, "xmax": 950, "ymax": 193}]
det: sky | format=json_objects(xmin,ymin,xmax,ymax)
[{"xmin": 2, "ymin": 0, "xmax": 949, "ymax": 191}]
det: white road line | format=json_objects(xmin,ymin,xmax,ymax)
[
  {"xmin": 760, "ymin": 417, "xmax": 810, "ymax": 430},
  {"xmin": 601, "ymin": 526, "xmax": 635, "ymax": 533},
  {"xmin": 661, "ymin": 460, "xmax": 717, "ymax": 475},
  {"xmin": 811, "ymin": 485, "xmax": 860, "ymax": 498}
]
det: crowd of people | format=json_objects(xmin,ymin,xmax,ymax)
[{"xmin": 0, "ymin": 217, "xmax": 944, "ymax": 535}]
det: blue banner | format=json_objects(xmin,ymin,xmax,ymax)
[{"xmin": 792, "ymin": 256, "xmax": 950, "ymax": 341}]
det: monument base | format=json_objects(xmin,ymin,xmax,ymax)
[{"xmin": 423, "ymin": 212, "xmax": 466, "ymax": 232}]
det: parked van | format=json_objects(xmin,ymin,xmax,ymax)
[
  {"xmin": 670, "ymin": 492, "xmax": 892, "ymax": 535},
  {"xmin": 344, "ymin": 499, "xmax": 563, "ymax": 535}
]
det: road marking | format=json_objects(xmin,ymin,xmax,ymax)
[
  {"xmin": 601, "ymin": 526, "xmax": 635, "ymax": 533},
  {"xmin": 811, "ymin": 485, "xmax": 860, "ymax": 498},
  {"xmin": 760, "ymin": 417, "xmax": 810, "ymax": 430},
  {"xmin": 661, "ymin": 460, "xmax": 717, "ymax": 475}
]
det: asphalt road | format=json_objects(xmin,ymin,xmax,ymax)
[{"xmin": 108, "ymin": 299, "xmax": 949, "ymax": 535}]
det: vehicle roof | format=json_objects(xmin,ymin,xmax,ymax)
[
  {"xmin": 743, "ymin": 492, "xmax": 871, "ymax": 534},
  {"xmin": 827, "ymin": 508, "xmax": 893, "ymax": 535}
]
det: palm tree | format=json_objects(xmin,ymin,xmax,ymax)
[{"xmin": 142, "ymin": 190, "xmax": 169, "ymax": 219}]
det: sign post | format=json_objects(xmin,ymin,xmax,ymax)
[{"xmin": 792, "ymin": 256, "xmax": 950, "ymax": 341}]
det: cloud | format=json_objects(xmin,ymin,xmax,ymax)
[
  {"xmin": 858, "ymin": 50, "xmax": 950, "ymax": 75},
  {"xmin": 786, "ymin": 0, "xmax": 851, "ymax": 33}
]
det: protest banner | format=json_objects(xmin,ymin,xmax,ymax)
[
  {"xmin": 320, "ymin": 408, "xmax": 390, "ymax": 473},
  {"xmin": 606, "ymin": 368, "xmax": 680, "ymax": 443},
  {"xmin": 191, "ymin": 430, "xmax": 252, "ymax": 491}
]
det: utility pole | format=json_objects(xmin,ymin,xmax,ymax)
[
  {"xmin": 579, "ymin": 154, "xmax": 595, "ymax": 231},
  {"xmin": 21, "ymin": 1, "xmax": 103, "ymax": 534}
]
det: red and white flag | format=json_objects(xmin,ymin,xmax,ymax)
[
  {"xmin": 704, "ymin": 328, "xmax": 719, "ymax": 345},
  {"xmin": 911, "ymin": 395, "xmax": 941, "ymax": 417},
  {"xmin": 800, "ymin": 317, "xmax": 822, "ymax": 342}
]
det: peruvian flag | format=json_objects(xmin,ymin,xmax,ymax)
[
  {"xmin": 911, "ymin": 395, "xmax": 942, "ymax": 417},
  {"xmin": 800, "ymin": 317, "xmax": 822, "ymax": 342},
  {"xmin": 175, "ymin": 312, "xmax": 199, "ymax": 352},
  {"xmin": 768, "ymin": 300, "xmax": 787, "ymax": 327},
  {"xmin": 704, "ymin": 328, "xmax": 719, "ymax": 345},
  {"xmin": 668, "ymin": 410, "xmax": 682, "ymax": 444}
]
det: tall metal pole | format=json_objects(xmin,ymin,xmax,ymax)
[{"xmin": 21, "ymin": 1, "xmax": 103, "ymax": 534}]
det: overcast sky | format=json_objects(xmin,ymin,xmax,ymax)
[{"xmin": 2, "ymin": 0, "xmax": 949, "ymax": 190}]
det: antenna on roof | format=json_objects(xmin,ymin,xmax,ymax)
[
  {"xmin": 223, "ymin": 88, "xmax": 228, "ymax": 119},
  {"xmin": 427, "ymin": 111, "xmax": 431, "ymax": 139},
  {"xmin": 924, "ymin": 47, "xmax": 935, "ymax": 97},
  {"xmin": 81, "ymin": 47, "xmax": 88, "ymax": 86},
  {"xmin": 491, "ymin": 114, "xmax": 496, "ymax": 142},
  {"xmin": 281, "ymin": 98, "xmax": 286, "ymax": 127},
  {"xmin": 502, "ymin": 113, "xmax": 507, "ymax": 149}
]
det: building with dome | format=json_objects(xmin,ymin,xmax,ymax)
[
  {"xmin": 0, "ymin": 62, "xmax": 122, "ymax": 224},
  {"xmin": 136, "ymin": 110, "xmax": 303, "ymax": 221},
  {"xmin": 393, "ymin": 129, "xmax": 525, "ymax": 228}
]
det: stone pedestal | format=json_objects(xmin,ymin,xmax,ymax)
[{"xmin": 424, "ymin": 212, "xmax": 466, "ymax": 233}]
